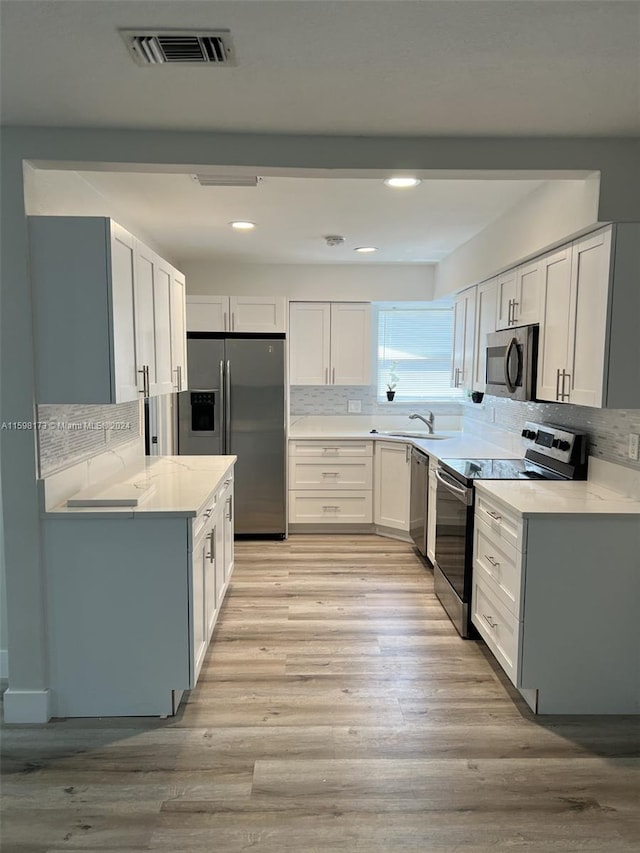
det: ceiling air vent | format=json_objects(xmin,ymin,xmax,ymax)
[
  {"xmin": 120, "ymin": 29, "xmax": 236, "ymax": 66},
  {"xmin": 192, "ymin": 175, "xmax": 261, "ymax": 187}
]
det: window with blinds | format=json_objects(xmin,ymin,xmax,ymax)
[{"xmin": 377, "ymin": 304, "xmax": 461, "ymax": 401}]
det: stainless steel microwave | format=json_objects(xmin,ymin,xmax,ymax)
[{"xmin": 485, "ymin": 325, "xmax": 538, "ymax": 401}]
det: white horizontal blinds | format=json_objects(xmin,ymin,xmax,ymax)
[{"xmin": 378, "ymin": 307, "xmax": 461, "ymax": 400}]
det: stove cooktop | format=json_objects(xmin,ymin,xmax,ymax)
[{"xmin": 439, "ymin": 457, "xmax": 564, "ymax": 483}]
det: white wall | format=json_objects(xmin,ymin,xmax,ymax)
[
  {"xmin": 435, "ymin": 178, "xmax": 601, "ymax": 296},
  {"xmin": 180, "ymin": 260, "xmax": 435, "ymax": 302}
]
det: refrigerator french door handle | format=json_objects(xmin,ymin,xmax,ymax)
[
  {"xmin": 225, "ymin": 359, "xmax": 231, "ymax": 453},
  {"xmin": 219, "ymin": 360, "xmax": 226, "ymax": 449}
]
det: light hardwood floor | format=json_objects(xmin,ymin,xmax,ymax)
[{"xmin": 2, "ymin": 535, "xmax": 639, "ymax": 852}]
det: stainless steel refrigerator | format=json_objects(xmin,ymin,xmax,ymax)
[{"xmin": 177, "ymin": 333, "xmax": 286, "ymax": 538}]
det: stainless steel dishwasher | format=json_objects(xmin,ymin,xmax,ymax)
[{"xmin": 409, "ymin": 447, "xmax": 429, "ymax": 556}]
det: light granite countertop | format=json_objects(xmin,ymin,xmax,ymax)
[{"xmin": 44, "ymin": 455, "xmax": 236, "ymax": 520}]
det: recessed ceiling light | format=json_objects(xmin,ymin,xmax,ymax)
[
  {"xmin": 384, "ymin": 177, "xmax": 421, "ymax": 188},
  {"xmin": 354, "ymin": 247, "xmax": 378, "ymax": 254},
  {"xmin": 230, "ymin": 220, "xmax": 255, "ymax": 230}
]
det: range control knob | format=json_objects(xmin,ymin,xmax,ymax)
[
  {"xmin": 552, "ymin": 438, "xmax": 571, "ymax": 451},
  {"xmin": 521, "ymin": 428, "xmax": 537, "ymax": 440}
]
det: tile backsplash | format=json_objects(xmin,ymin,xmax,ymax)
[
  {"xmin": 37, "ymin": 401, "xmax": 142, "ymax": 477},
  {"xmin": 465, "ymin": 395, "xmax": 640, "ymax": 470},
  {"xmin": 290, "ymin": 385, "xmax": 463, "ymax": 418}
]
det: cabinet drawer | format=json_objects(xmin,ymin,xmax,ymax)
[
  {"xmin": 473, "ymin": 518, "xmax": 523, "ymax": 615},
  {"xmin": 289, "ymin": 440, "xmax": 373, "ymax": 458},
  {"xmin": 290, "ymin": 458, "xmax": 372, "ymax": 490},
  {"xmin": 476, "ymin": 493, "xmax": 523, "ymax": 551},
  {"xmin": 288, "ymin": 490, "xmax": 372, "ymax": 524},
  {"xmin": 472, "ymin": 574, "xmax": 521, "ymax": 687}
]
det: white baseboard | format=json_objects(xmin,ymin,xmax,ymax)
[
  {"xmin": 3, "ymin": 688, "xmax": 51, "ymax": 723},
  {"xmin": 0, "ymin": 649, "xmax": 8, "ymax": 679}
]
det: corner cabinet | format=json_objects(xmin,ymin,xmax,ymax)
[
  {"xmin": 29, "ymin": 216, "xmax": 187, "ymax": 404},
  {"xmin": 536, "ymin": 225, "xmax": 640, "ymax": 409},
  {"xmin": 44, "ymin": 470, "xmax": 235, "ymax": 718},
  {"xmin": 186, "ymin": 295, "xmax": 286, "ymax": 333},
  {"xmin": 289, "ymin": 302, "xmax": 371, "ymax": 386},
  {"xmin": 472, "ymin": 489, "xmax": 639, "ymax": 714},
  {"xmin": 374, "ymin": 441, "xmax": 411, "ymax": 532}
]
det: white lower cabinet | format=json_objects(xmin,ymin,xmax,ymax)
[
  {"xmin": 44, "ymin": 470, "xmax": 235, "ymax": 718},
  {"xmin": 472, "ymin": 487, "xmax": 639, "ymax": 714},
  {"xmin": 288, "ymin": 440, "xmax": 373, "ymax": 525},
  {"xmin": 374, "ymin": 441, "xmax": 411, "ymax": 532}
]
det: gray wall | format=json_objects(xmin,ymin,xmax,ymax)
[{"xmin": 3, "ymin": 126, "xmax": 640, "ymax": 703}]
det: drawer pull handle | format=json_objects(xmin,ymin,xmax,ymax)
[
  {"xmin": 485, "ymin": 554, "xmax": 500, "ymax": 568},
  {"xmin": 203, "ymin": 508, "xmax": 213, "ymax": 519},
  {"xmin": 322, "ymin": 472, "xmax": 339, "ymax": 478},
  {"xmin": 483, "ymin": 613, "xmax": 498, "ymax": 629},
  {"xmin": 323, "ymin": 448, "xmax": 339, "ymax": 454},
  {"xmin": 322, "ymin": 505, "xmax": 340, "ymax": 512},
  {"xmin": 486, "ymin": 510, "xmax": 502, "ymax": 521}
]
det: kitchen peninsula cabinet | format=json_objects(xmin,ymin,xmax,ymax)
[
  {"xmin": 289, "ymin": 302, "xmax": 371, "ymax": 386},
  {"xmin": 29, "ymin": 216, "xmax": 187, "ymax": 404},
  {"xmin": 43, "ymin": 457, "xmax": 235, "ymax": 719},
  {"xmin": 472, "ymin": 486, "xmax": 639, "ymax": 714},
  {"xmin": 186, "ymin": 295, "xmax": 286, "ymax": 333}
]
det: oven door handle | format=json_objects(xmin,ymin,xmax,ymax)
[
  {"xmin": 504, "ymin": 337, "xmax": 519, "ymax": 393},
  {"xmin": 435, "ymin": 469, "xmax": 473, "ymax": 504}
]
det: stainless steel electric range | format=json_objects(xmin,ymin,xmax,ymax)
[{"xmin": 432, "ymin": 422, "xmax": 588, "ymax": 638}]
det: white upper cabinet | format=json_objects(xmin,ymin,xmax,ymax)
[
  {"xmin": 496, "ymin": 260, "xmax": 540, "ymax": 329},
  {"xmin": 472, "ymin": 277, "xmax": 498, "ymax": 392},
  {"xmin": 289, "ymin": 301, "xmax": 371, "ymax": 386},
  {"xmin": 170, "ymin": 268, "xmax": 188, "ymax": 391},
  {"xmin": 452, "ymin": 286, "xmax": 476, "ymax": 391},
  {"xmin": 29, "ymin": 216, "xmax": 185, "ymax": 404},
  {"xmin": 186, "ymin": 295, "xmax": 286, "ymax": 333},
  {"xmin": 536, "ymin": 224, "xmax": 640, "ymax": 409}
]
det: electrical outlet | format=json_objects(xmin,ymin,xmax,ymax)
[
  {"xmin": 347, "ymin": 400, "xmax": 362, "ymax": 414},
  {"xmin": 628, "ymin": 433, "xmax": 639, "ymax": 461}
]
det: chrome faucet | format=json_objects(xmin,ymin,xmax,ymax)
[{"xmin": 409, "ymin": 412, "xmax": 435, "ymax": 434}]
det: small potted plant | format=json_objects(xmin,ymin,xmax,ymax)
[{"xmin": 386, "ymin": 362, "xmax": 399, "ymax": 401}]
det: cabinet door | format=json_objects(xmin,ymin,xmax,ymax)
[
  {"xmin": 170, "ymin": 269, "xmax": 188, "ymax": 391},
  {"xmin": 289, "ymin": 302, "xmax": 331, "ymax": 385},
  {"xmin": 514, "ymin": 259, "xmax": 541, "ymax": 326},
  {"xmin": 472, "ymin": 278, "xmax": 497, "ymax": 391},
  {"xmin": 374, "ymin": 442, "xmax": 411, "ymax": 531},
  {"xmin": 151, "ymin": 255, "xmax": 174, "ymax": 396},
  {"xmin": 134, "ymin": 242, "xmax": 158, "ymax": 396},
  {"xmin": 496, "ymin": 269, "xmax": 518, "ymax": 330},
  {"xmin": 229, "ymin": 296, "xmax": 286, "ymax": 333},
  {"xmin": 536, "ymin": 247, "xmax": 572, "ymax": 403},
  {"xmin": 427, "ymin": 467, "xmax": 437, "ymax": 563},
  {"xmin": 186, "ymin": 296, "xmax": 229, "ymax": 332},
  {"xmin": 331, "ymin": 303, "xmax": 371, "ymax": 385},
  {"xmin": 452, "ymin": 287, "xmax": 476, "ymax": 391},
  {"xmin": 566, "ymin": 229, "xmax": 611, "ymax": 408},
  {"xmin": 191, "ymin": 532, "xmax": 209, "ymax": 686},
  {"xmin": 109, "ymin": 223, "xmax": 140, "ymax": 402}
]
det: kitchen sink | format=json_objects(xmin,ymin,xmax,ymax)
[{"xmin": 370, "ymin": 430, "xmax": 449, "ymax": 440}]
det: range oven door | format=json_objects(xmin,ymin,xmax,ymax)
[{"xmin": 433, "ymin": 467, "xmax": 474, "ymax": 604}]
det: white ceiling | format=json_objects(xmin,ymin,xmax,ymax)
[
  {"xmin": 2, "ymin": 1, "xmax": 639, "ymax": 136},
  {"xmin": 31, "ymin": 169, "xmax": 548, "ymax": 263}
]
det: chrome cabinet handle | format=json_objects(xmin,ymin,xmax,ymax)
[
  {"xmin": 561, "ymin": 371, "xmax": 571, "ymax": 401},
  {"xmin": 322, "ymin": 471, "xmax": 339, "ymax": 478},
  {"xmin": 332, "ymin": 367, "xmax": 336, "ymax": 384},
  {"xmin": 325, "ymin": 367, "xmax": 329, "ymax": 385},
  {"xmin": 454, "ymin": 367, "xmax": 461, "ymax": 387},
  {"xmin": 507, "ymin": 299, "xmax": 512, "ymax": 326},
  {"xmin": 483, "ymin": 613, "xmax": 498, "ymax": 629},
  {"xmin": 556, "ymin": 368, "xmax": 561, "ymax": 401},
  {"xmin": 226, "ymin": 496, "xmax": 233, "ymax": 522},
  {"xmin": 232, "ymin": 313, "xmax": 235, "ymax": 331},
  {"xmin": 223, "ymin": 311, "xmax": 227, "ymax": 331},
  {"xmin": 322, "ymin": 447, "xmax": 339, "ymax": 455},
  {"xmin": 485, "ymin": 555, "xmax": 500, "ymax": 568},
  {"xmin": 322, "ymin": 505, "xmax": 339, "ymax": 512},
  {"xmin": 511, "ymin": 300, "xmax": 519, "ymax": 325},
  {"xmin": 138, "ymin": 365, "xmax": 150, "ymax": 396},
  {"xmin": 206, "ymin": 529, "xmax": 215, "ymax": 563},
  {"xmin": 486, "ymin": 510, "xmax": 502, "ymax": 521},
  {"xmin": 405, "ymin": 445, "xmax": 410, "ymax": 463}
]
